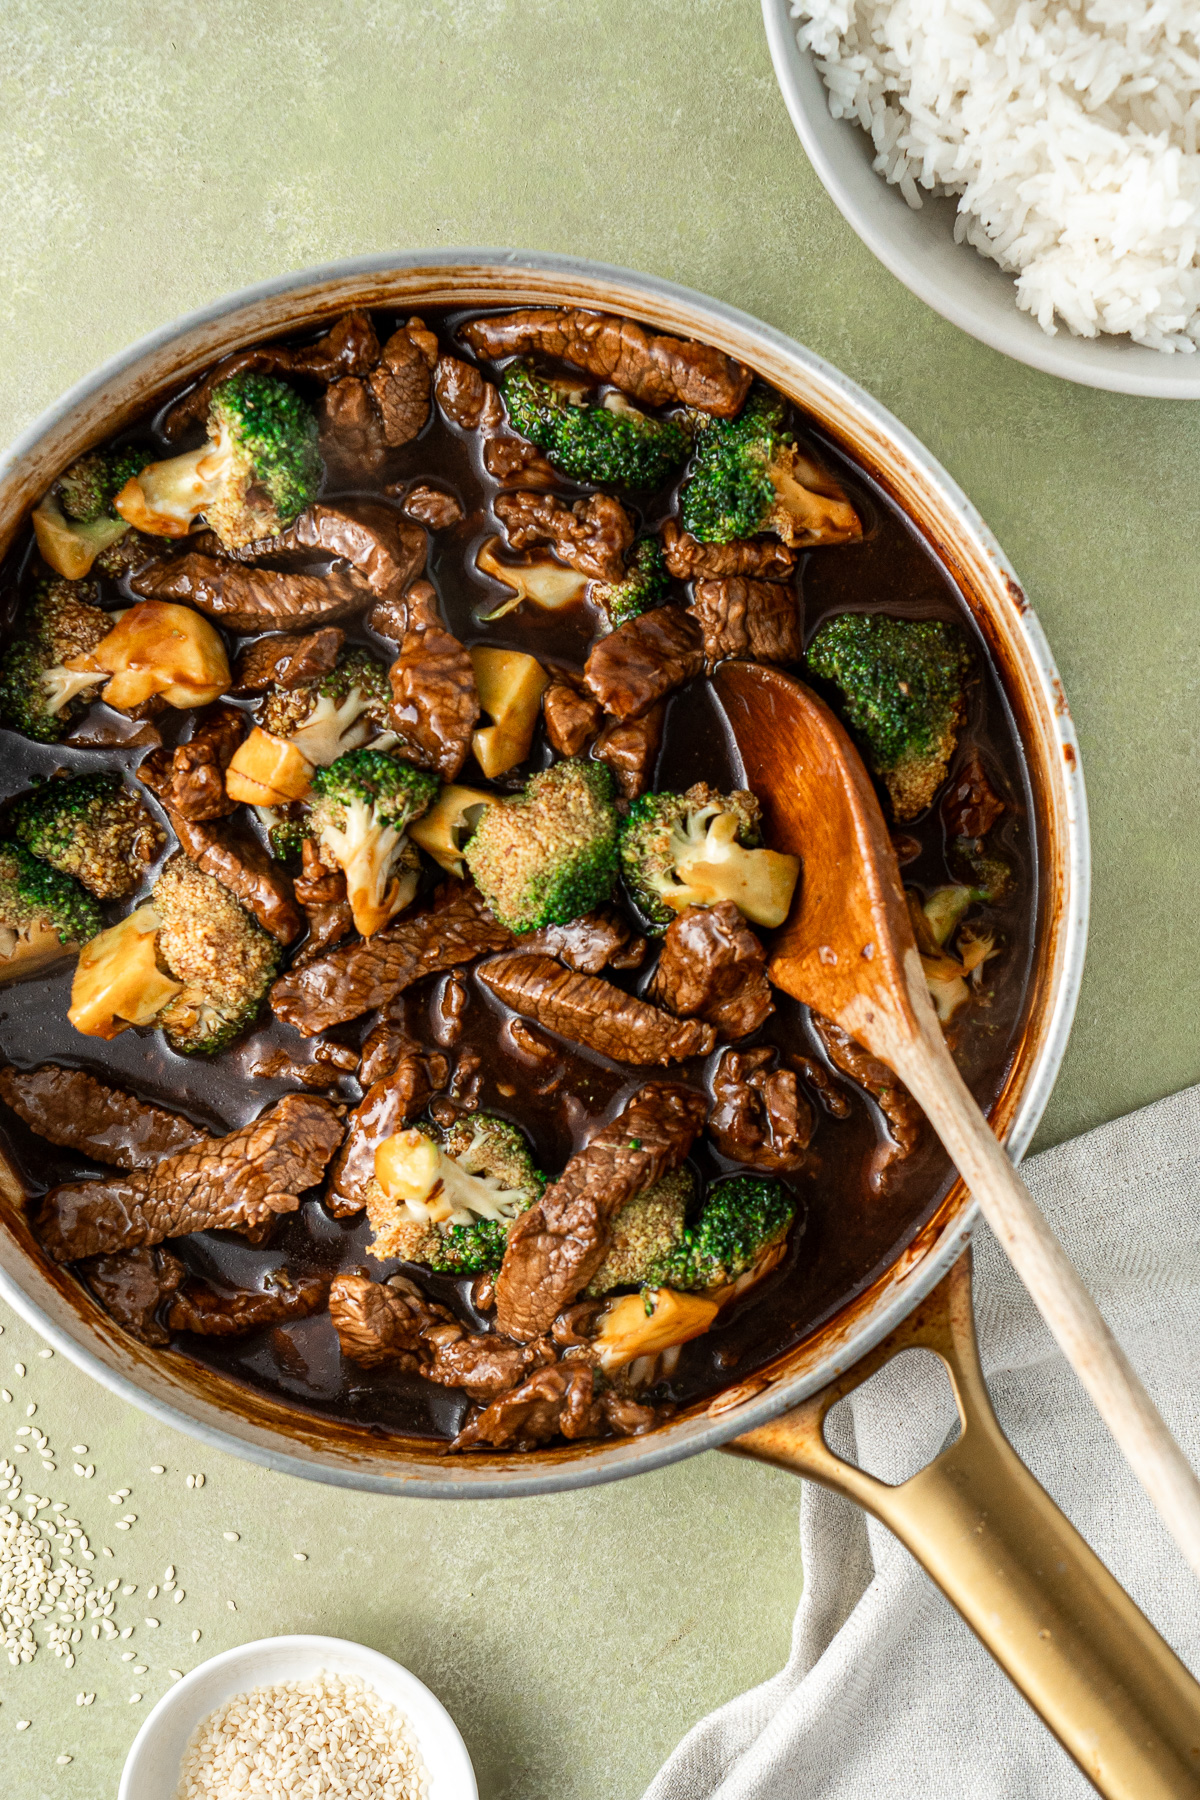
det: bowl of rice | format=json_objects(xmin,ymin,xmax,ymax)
[
  {"xmin": 763, "ymin": 0, "xmax": 1200, "ymax": 394},
  {"xmin": 118, "ymin": 1635, "xmax": 476, "ymax": 1800}
]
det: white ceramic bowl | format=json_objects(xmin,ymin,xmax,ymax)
[
  {"xmin": 119, "ymin": 1634, "xmax": 476, "ymax": 1800},
  {"xmin": 762, "ymin": 0, "xmax": 1200, "ymax": 397}
]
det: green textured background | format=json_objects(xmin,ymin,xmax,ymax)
[{"xmin": 0, "ymin": 0, "xmax": 1197, "ymax": 1795}]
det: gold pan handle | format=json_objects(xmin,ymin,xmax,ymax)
[{"xmin": 726, "ymin": 1251, "xmax": 1200, "ymax": 1799}]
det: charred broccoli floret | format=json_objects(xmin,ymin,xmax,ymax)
[
  {"xmin": 463, "ymin": 758, "xmax": 619, "ymax": 933},
  {"xmin": 366, "ymin": 1114, "xmax": 545, "ymax": 1270},
  {"xmin": 807, "ymin": 613, "xmax": 973, "ymax": 821},
  {"xmin": 0, "ymin": 841, "xmax": 101, "ymax": 981},
  {"xmin": 591, "ymin": 538, "xmax": 671, "ymax": 629},
  {"xmin": 649, "ymin": 1175, "xmax": 795, "ymax": 1293},
  {"xmin": 501, "ymin": 363, "xmax": 690, "ymax": 490},
  {"xmin": 9, "ymin": 773, "xmax": 164, "ymax": 901},
  {"xmin": 619, "ymin": 781, "xmax": 798, "ymax": 933},
  {"xmin": 261, "ymin": 648, "xmax": 392, "ymax": 767},
  {"xmin": 31, "ymin": 448, "xmax": 151, "ymax": 580},
  {"xmin": 681, "ymin": 388, "xmax": 861, "ymax": 547},
  {"xmin": 307, "ymin": 749, "xmax": 438, "ymax": 938},
  {"xmin": 585, "ymin": 1169, "xmax": 692, "ymax": 1296},
  {"xmin": 153, "ymin": 855, "xmax": 280, "ymax": 1055},
  {"xmin": 0, "ymin": 578, "xmax": 110, "ymax": 742},
  {"xmin": 115, "ymin": 373, "xmax": 320, "ymax": 551}
]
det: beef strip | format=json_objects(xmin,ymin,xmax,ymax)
[
  {"xmin": 517, "ymin": 908, "xmax": 645, "ymax": 974},
  {"xmin": 647, "ymin": 901, "xmax": 773, "ymax": 1040},
  {"xmin": 810, "ymin": 1015, "xmax": 923, "ymax": 1185},
  {"xmin": 136, "ymin": 703, "xmax": 245, "ymax": 821},
  {"xmin": 38, "ymin": 1094, "xmax": 345, "ymax": 1261},
  {"xmin": 364, "ymin": 593, "xmax": 409, "ymax": 647},
  {"xmin": 593, "ymin": 702, "xmax": 664, "ymax": 799},
  {"xmin": 387, "ymin": 580, "xmax": 480, "ymax": 779},
  {"xmin": 325, "ymin": 1049, "xmax": 451, "ymax": 1217},
  {"xmin": 453, "ymin": 1361, "xmax": 603, "ymax": 1449},
  {"xmin": 79, "ymin": 1247, "xmax": 186, "ymax": 1345},
  {"xmin": 368, "ymin": 319, "xmax": 438, "ymax": 446},
  {"xmin": 482, "ymin": 434, "xmax": 557, "ymax": 488},
  {"xmin": 293, "ymin": 839, "xmax": 354, "ymax": 959},
  {"xmin": 131, "ymin": 554, "xmax": 370, "ymax": 635},
  {"xmin": 495, "ymin": 1081, "xmax": 708, "ymax": 1341},
  {"xmin": 689, "ymin": 577, "xmax": 802, "ymax": 673},
  {"xmin": 494, "ymin": 492, "xmax": 633, "ymax": 582},
  {"xmin": 708, "ymin": 1047, "xmax": 814, "ymax": 1173},
  {"xmin": 542, "ymin": 679, "xmax": 602, "ymax": 758},
  {"xmin": 477, "ymin": 954, "xmax": 716, "ymax": 1065},
  {"xmin": 941, "ymin": 751, "xmax": 1006, "ymax": 840},
  {"xmin": 320, "ymin": 376, "xmax": 387, "ymax": 474},
  {"xmin": 661, "ymin": 518, "xmax": 795, "ymax": 581},
  {"xmin": 328, "ymin": 1272, "xmax": 455, "ymax": 1371},
  {"xmin": 204, "ymin": 502, "xmax": 425, "ymax": 609},
  {"xmin": 166, "ymin": 1272, "xmax": 328, "ymax": 1337},
  {"xmin": 270, "ymin": 881, "xmax": 514, "ymax": 1036},
  {"xmin": 460, "ymin": 309, "xmax": 753, "ymax": 417},
  {"xmin": 230, "ymin": 628, "xmax": 345, "ymax": 696},
  {"xmin": 433, "ymin": 354, "xmax": 489, "ymax": 428},
  {"xmin": 424, "ymin": 1331, "xmax": 556, "ymax": 1403},
  {"xmin": 169, "ymin": 813, "xmax": 302, "ymax": 944},
  {"xmin": 0, "ymin": 1064, "xmax": 208, "ymax": 1171},
  {"xmin": 249, "ymin": 1050, "xmax": 342, "ymax": 1091},
  {"xmin": 399, "ymin": 485, "xmax": 464, "ymax": 531},
  {"xmin": 583, "ymin": 607, "xmax": 704, "ymax": 720},
  {"xmin": 163, "ymin": 311, "xmax": 381, "ymax": 437}
]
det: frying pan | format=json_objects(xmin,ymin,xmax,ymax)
[{"xmin": 5, "ymin": 253, "xmax": 1192, "ymax": 1792}]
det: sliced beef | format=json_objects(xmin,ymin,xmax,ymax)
[
  {"xmin": 209, "ymin": 502, "xmax": 425, "ymax": 610},
  {"xmin": 320, "ymin": 376, "xmax": 387, "ymax": 474},
  {"xmin": 131, "ymin": 554, "xmax": 369, "ymax": 634},
  {"xmin": 495, "ymin": 1081, "xmax": 707, "ymax": 1341},
  {"xmin": 399, "ymin": 485, "xmax": 464, "ymax": 531},
  {"xmin": 517, "ymin": 908, "xmax": 645, "ymax": 975},
  {"xmin": 494, "ymin": 492, "xmax": 633, "ymax": 582},
  {"xmin": 542, "ymin": 679, "xmax": 602, "ymax": 758},
  {"xmin": 79, "ymin": 1246, "xmax": 186, "ymax": 1345},
  {"xmin": 270, "ymin": 881, "xmax": 514, "ymax": 1036},
  {"xmin": 387, "ymin": 580, "xmax": 480, "ymax": 780},
  {"xmin": 423, "ymin": 1330, "xmax": 556, "ymax": 1403},
  {"xmin": 689, "ymin": 577, "xmax": 801, "ymax": 673},
  {"xmin": 249, "ymin": 1050, "xmax": 342, "ymax": 1091},
  {"xmin": 358, "ymin": 1009, "xmax": 416, "ymax": 1087},
  {"xmin": 477, "ymin": 954, "xmax": 715, "ymax": 1065},
  {"xmin": 661, "ymin": 519, "xmax": 795, "ymax": 581},
  {"xmin": 328, "ymin": 1272, "xmax": 455, "ymax": 1371},
  {"xmin": 293, "ymin": 839, "xmax": 354, "ymax": 959},
  {"xmin": 166, "ymin": 1272, "xmax": 328, "ymax": 1337},
  {"xmin": 941, "ymin": 751, "xmax": 1006, "ymax": 841},
  {"xmin": 708, "ymin": 1047, "xmax": 813, "ymax": 1173},
  {"xmin": 811, "ymin": 1015, "xmax": 923, "ymax": 1185},
  {"xmin": 433, "ymin": 354, "xmax": 489, "ymax": 428},
  {"xmin": 0, "ymin": 1065, "xmax": 208, "ymax": 1171},
  {"xmin": 593, "ymin": 703, "xmax": 664, "ymax": 799},
  {"xmin": 163, "ymin": 311, "xmax": 381, "ymax": 437},
  {"xmin": 583, "ymin": 607, "xmax": 704, "ymax": 721},
  {"xmin": 325, "ymin": 1049, "xmax": 451, "ymax": 1218},
  {"xmin": 461, "ymin": 309, "xmax": 753, "ymax": 417},
  {"xmin": 137, "ymin": 704, "xmax": 245, "ymax": 821},
  {"xmin": 647, "ymin": 901, "xmax": 773, "ymax": 1040},
  {"xmin": 482, "ymin": 434, "xmax": 557, "ymax": 488},
  {"xmin": 453, "ymin": 1361, "xmax": 602, "ymax": 1449},
  {"xmin": 230, "ymin": 628, "xmax": 345, "ymax": 696},
  {"xmin": 38, "ymin": 1094, "xmax": 344, "ymax": 1261},
  {"xmin": 169, "ymin": 813, "xmax": 302, "ymax": 944},
  {"xmin": 364, "ymin": 593, "xmax": 408, "ymax": 647},
  {"xmin": 368, "ymin": 319, "xmax": 438, "ymax": 446}
]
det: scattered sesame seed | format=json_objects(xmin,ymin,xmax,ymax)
[
  {"xmin": 121, "ymin": 1652, "xmax": 134, "ymax": 1662},
  {"xmin": 122, "ymin": 1514, "xmax": 136, "ymax": 1523},
  {"xmin": 293, "ymin": 1552, "xmax": 308, "ymax": 1562},
  {"xmin": 101, "ymin": 1547, "xmax": 113, "ymax": 1558},
  {"xmin": 195, "ymin": 1474, "xmax": 205, "ymax": 1488},
  {"xmin": 72, "ymin": 1446, "xmax": 87, "ymax": 1455},
  {"xmin": 227, "ymin": 1601, "xmax": 236, "ymax": 1612},
  {"xmin": 223, "ymin": 1531, "xmax": 239, "ymax": 1542},
  {"xmin": 12, "ymin": 1445, "xmax": 26, "ymax": 1455},
  {"xmin": 0, "ymin": 1393, "xmax": 9, "ymax": 1404},
  {"xmin": 122, "ymin": 1584, "xmax": 136, "ymax": 1595},
  {"xmin": 83, "ymin": 1694, "xmax": 94, "ymax": 1706},
  {"xmin": 56, "ymin": 1754, "xmax": 72, "ymax": 1764},
  {"xmin": 191, "ymin": 1630, "xmax": 201, "ymax": 1643},
  {"xmin": 168, "ymin": 1669, "xmax": 182, "ymax": 1681},
  {"xmin": 120, "ymin": 1627, "xmax": 132, "ymax": 1640},
  {"xmin": 90, "ymin": 1626, "xmax": 98, "ymax": 1640},
  {"xmin": 164, "ymin": 1565, "xmax": 175, "ymax": 1580},
  {"xmin": 37, "ymin": 1351, "xmax": 51, "ymax": 1360},
  {"xmin": 128, "ymin": 1694, "xmax": 141, "ymax": 1704},
  {"xmin": 145, "ymin": 1618, "xmax": 159, "ymax": 1629},
  {"xmin": 15, "ymin": 1720, "xmax": 30, "ymax": 1731},
  {"xmin": 148, "ymin": 1586, "xmax": 158, "ymax": 1599},
  {"xmin": 150, "ymin": 1466, "xmax": 165, "ymax": 1475},
  {"xmin": 185, "ymin": 1475, "xmax": 194, "ymax": 1489},
  {"xmin": 13, "ymin": 1364, "xmax": 24, "ymax": 1377},
  {"xmin": 132, "ymin": 1665, "xmax": 147, "ymax": 1675},
  {"xmin": 24, "ymin": 1405, "xmax": 35, "ymax": 1417},
  {"xmin": 115, "ymin": 1523, "xmax": 129, "ymax": 1532},
  {"xmin": 173, "ymin": 1590, "xmax": 185, "ymax": 1604},
  {"xmin": 72, "ymin": 1464, "xmax": 85, "ymax": 1477}
]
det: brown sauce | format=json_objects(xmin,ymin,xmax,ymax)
[{"xmin": 0, "ymin": 307, "xmax": 1036, "ymax": 1442}]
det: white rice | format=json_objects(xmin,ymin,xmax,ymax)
[
  {"xmin": 174, "ymin": 1671, "xmax": 429, "ymax": 1800},
  {"xmin": 791, "ymin": 0, "xmax": 1200, "ymax": 349}
]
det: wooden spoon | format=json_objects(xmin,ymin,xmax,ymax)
[{"xmin": 714, "ymin": 659, "xmax": 1200, "ymax": 1578}]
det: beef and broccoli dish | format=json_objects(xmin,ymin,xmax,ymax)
[{"xmin": 0, "ymin": 303, "xmax": 1034, "ymax": 1452}]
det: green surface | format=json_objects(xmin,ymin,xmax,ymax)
[{"xmin": 0, "ymin": 0, "xmax": 1197, "ymax": 1794}]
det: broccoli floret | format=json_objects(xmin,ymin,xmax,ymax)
[
  {"xmin": 261, "ymin": 648, "xmax": 391, "ymax": 766},
  {"xmin": 807, "ymin": 613, "xmax": 973, "ymax": 822},
  {"xmin": 9, "ymin": 774, "xmax": 163, "ymax": 901},
  {"xmin": 31, "ymin": 448, "xmax": 152, "ymax": 581},
  {"xmin": 591, "ymin": 538, "xmax": 671, "ymax": 629},
  {"xmin": 115, "ymin": 373, "xmax": 320, "ymax": 551},
  {"xmin": 501, "ymin": 363, "xmax": 691, "ymax": 490},
  {"xmin": 619, "ymin": 781, "xmax": 798, "ymax": 933},
  {"xmin": 463, "ymin": 758, "xmax": 619, "ymax": 933},
  {"xmin": 0, "ymin": 839, "xmax": 101, "ymax": 960},
  {"xmin": 681, "ymin": 387, "xmax": 861, "ymax": 547},
  {"xmin": 586, "ymin": 1169, "xmax": 692, "ymax": 1296},
  {"xmin": 58, "ymin": 448, "xmax": 150, "ymax": 524},
  {"xmin": 649, "ymin": 1175, "xmax": 795, "ymax": 1293},
  {"xmin": 307, "ymin": 749, "xmax": 438, "ymax": 938},
  {"xmin": 365, "ymin": 1114, "xmax": 545, "ymax": 1270},
  {"xmin": 153, "ymin": 854, "xmax": 280, "ymax": 1055},
  {"xmin": 950, "ymin": 838, "xmax": 1014, "ymax": 903},
  {"xmin": 0, "ymin": 578, "xmax": 111, "ymax": 742}
]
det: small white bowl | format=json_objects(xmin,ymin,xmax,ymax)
[
  {"xmin": 762, "ymin": 0, "xmax": 1200, "ymax": 397},
  {"xmin": 119, "ymin": 1634, "xmax": 477, "ymax": 1800}
]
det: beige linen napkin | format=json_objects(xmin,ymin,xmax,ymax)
[{"xmin": 644, "ymin": 1084, "xmax": 1200, "ymax": 1799}]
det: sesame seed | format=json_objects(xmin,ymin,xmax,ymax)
[
  {"xmin": 37, "ymin": 1351, "xmax": 51, "ymax": 1360},
  {"xmin": 115, "ymin": 1523, "xmax": 129, "ymax": 1532},
  {"xmin": 132, "ymin": 1664, "xmax": 147, "ymax": 1674},
  {"xmin": 293, "ymin": 1552, "xmax": 308, "ymax": 1562},
  {"xmin": 145, "ymin": 1618, "xmax": 159, "ymax": 1629},
  {"xmin": 150, "ymin": 1466, "xmax": 165, "ymax": 1475},
  {"xmin": 24, "ymin": 1405, "xmax": 35, "ymax": 1417},
  {"xmin": 0, "ymin": 1393, "xmax": 9, "ymax": 1404},
  {"xmin": 121, "ymin": 1652, "xmax": 134, "ymax": 1662},
  {"xmin": 195, "ymin": 1474, "xmax": 205, "ymax": 1488},
  {"xmin": 191, "ymin": 1630, "xmax": 201, "ymax": 1642},
  {"xmin": 223, "ymin": 1531, "xmax": 239, "ymax": 1542},
  {"xmin": 164, "ymin": 1565, "xmax": 175, "ymax": 1580},
  {"xmin": 56, "ymin": 1755, "xmax": 72, "ymax": 1764},
  {"xmin": 72, "ymin": 1464, "xmax": 85, "ymax": 1477},
  {"xmin": 122, "ymin": 1584, "xmax": 136, "ymax": 1595},
  {"xmin": 128, "ymin": 1694, "xmax": 141, "ymax": 1704},
  {"xmin": 185, "ymin": 1475, "xmax": 194, "ymax": 1489},
  {"xmin": 122, "ymin": 1514, "xmax": 136, "ymax": 1523},
  {"xmin": 227, "ymin": 1601, "xmax": 236, "ymax": 1612},
  {"xmin": 148, "ymin": 1585, "xmax": 158, "ymax": 1599},
  {"xmin": 13, "ymin": 1364, "xmax": 24, "ymax": 1377},
  {"xmin": 168, "ymin": 1669, "xmax": 182, "ymax": 1681},
  {"xmin": 72, "ymin": 1446, "xmax": 87, "ymax": 1455},
  {"xmin": 173, "ymin": 1591, "xmax": 185, "ymax": 1604},
  {"xmin": 120, "ymin": 1627, "xmax": 132, "ymax": 1639},
  {"xmin": 15, "ymin": 1720, "xmax": 30, "ymax": 1731}
]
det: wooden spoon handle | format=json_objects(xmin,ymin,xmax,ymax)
[{"xmin": 863, "ymin": 949, "xmax": 1200, "ymax": 1581}]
